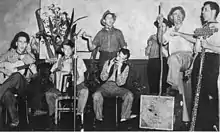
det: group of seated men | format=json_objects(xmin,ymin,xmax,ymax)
[{"xmin": 0, "ymin": 31, "xmax": 136, "ymax": 129}]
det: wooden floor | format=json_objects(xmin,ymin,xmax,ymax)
[{"xmin": 0, "ymin": 94, "xmax": 190, "ymax": 131}]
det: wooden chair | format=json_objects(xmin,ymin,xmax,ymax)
[{"xmin": 53, "ymin": 72, "xmax": 82, "ymax": 126}]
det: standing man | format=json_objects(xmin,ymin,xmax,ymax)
[
  {"xmin": 190, "ymin": 1, "xmax": 220, "ymax": 130},
  {"xmin": 157, "ymin": 6, "xmax": 195, "ymax": 124},
  {"xmin": 0, "ymin": 31, "xmax": 37, "ymax": 127},
  {"xmin": 82, "ymin": 10, "xmax": 127, "ymax": 70},
  {"xmin": 145, "ymin": 18, "xmax": 171, "ymax": 94}
]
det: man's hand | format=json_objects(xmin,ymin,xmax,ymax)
[
  {"xmin": 82, "ymin": 31, "xmax": 92, "ymax": 39},
  {"xmin": 109, "ymin": 58, "xmax": 115, "ymax": 66},
  {"xmin": 156, "ymin": 14, "xmax": 164, "ymax": 27}
]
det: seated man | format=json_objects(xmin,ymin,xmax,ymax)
[
  {"xmin": 0, "ymin": 31, "xmax": 37, "ymax": 127},
  {"xmin": 93, "ymin": 48, "xmax": 136, "ymax": 124},
  {"xmin": 45, "ymin": 40, "xmax": 89, "ymax": 128}
]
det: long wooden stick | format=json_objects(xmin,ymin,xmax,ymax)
[{"xmin": 158, "ymin": 2, "xmax": 163, "ymax": 96}]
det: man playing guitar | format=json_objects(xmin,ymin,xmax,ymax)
[{"xmin": 0, "ymin": 31, "xmax": 37, "ymax": 127}]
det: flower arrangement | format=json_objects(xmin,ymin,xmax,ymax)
[{"xmin": 30, "ymin": 4, "xmax": 87, "ymax": 59}]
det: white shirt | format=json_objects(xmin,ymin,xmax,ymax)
[
  {"xmin": 195, "ymin": 22, "xmax": 220, "ymax": 53},
  {"xmin": 164, "ymin": 23, "xmax": 194, "ymax": 55}
]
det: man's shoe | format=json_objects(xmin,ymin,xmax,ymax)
[
  {"xmin": 93, "ymin": 119, "xmax": 103, "ymax": 130},
  {"xmin": 120, "ymin": 114, "xmax": 137, "ymax": 122},
  {"xmin": 10, "ymin": 120, "xmax": 19, "ymax": 128},
  {"xmin": 76, "ymin": 115, "xmax": 83, "ymax": 130},
  {"xmin": 33, "ymin": 109, "xmax": 47, "ymax": 116}
]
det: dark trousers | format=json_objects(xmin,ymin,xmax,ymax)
[
  {"xmin": 147, "ymin": 57, "xmax": 169, "ymax": 94},
  {"xmin": 0, "ymin": 72, "xmax": 27, "ymax": 100},
  {"xmin": 1, "ymin": 90, "xmax": 18, "ymax": 122},
  {"xmin": 0, "ymin": 72, "xmax": 27, "ymax": 123},
  {"xmin": 191, "ymin": 53, "xmax": 219, "ymax": 131},
  {"xmin": 27, "ymin": 77, "xmax": 53, "ymax": 110}
]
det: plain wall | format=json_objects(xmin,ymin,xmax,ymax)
[{"xmin": 0, "ymin": 0, "xmax": 219, "ymax": 59}]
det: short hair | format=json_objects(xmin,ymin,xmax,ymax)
[
  {"xmin": 167, "ymin": 6, "xmax": 186, "ymax": 25},
  {"xmin": 204, "ymin": 1, "xmax": 219, "ymax": 18},
  {"xmin": 119, "ymin": 48, "xmax": 130, "ymax": 59},
  {"xmin": 62, "ymin": 39, "xmax": 75, "ymax": 48},
  {"xmin": 10, "ymin": 31, "xmax": 30, "ymax": 50}
]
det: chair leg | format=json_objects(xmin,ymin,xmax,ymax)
[
  {"xmin": 55, "ymin": 99, "xmax": 58, "ymax": 125},
  {"xmin": 25, "ymin": 98, "xmax": 29, "ymax": 125},
  {"xmin": 81, "ymin": 112, "xmax": 84, "ymax": 125},
  {"xmin": 116, "ymin": 96, "xmax": 118, "ymax": 127},
  {"xmin": 5, "ymin": 109, "xmax": 8, "ymax": 125}
]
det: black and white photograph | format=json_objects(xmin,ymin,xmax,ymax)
[{"xmin": 0, "ymin": 0, "xmax": 219, "ymax": 131}]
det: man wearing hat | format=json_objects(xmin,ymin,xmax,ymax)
[
  {"xmin": 157, "ymin": 6, "xmax": 195, "ymax": 125},
  {"xmin": 145, "ymin": 18, "xmax": 171, "ymax": 94},
  {"xmin": 82, "ymin": 10, "xmax": 127, "ymax": 70}
]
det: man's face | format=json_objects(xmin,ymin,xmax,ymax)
[
  {"xmin": 104, "ymin": 14, "xmax": 115, "ymax": 27},
  {"xmin": 62, "ymin": 45, "xmax": 73, "ymax": 57},
  {"xmin": 202, "ymin": 4, "xmax": 214, "ymax": 22},
  {"xmin": 172, "ymin": 10, "xmax": 184, "ymax": 25},
  {"xmin": 16, "ymin": 36, "xmax": 28, "ymax": 53},
  {"xmin": 116, "ymin": 51, "xmax": 128, "ymax": 62},
  {"xmin": 161, "ymin": 23, "xmax": 168, "ymax": 33}
]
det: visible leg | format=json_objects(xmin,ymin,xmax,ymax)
[
  {"xmin": 0, "ymin": 72, "xmax": 27, "ymax": 100},
  {"xmin": 2, "ymin": 90, "xmax": 18, "ymax": 127},
  {"xmin": 92, "ymin": 91, "xmax": 104, "ymax": 121},
  {"xmin": 45, "ymin": 88, "xmax": 60, "ymax": 116},
  {"xmin": 77, "ymin": 85, "xmax": 89, "ymax": 115},
  {"xmin": 120, "ymin": 90, "xmax": 134, "ymax": 120},
  {"xmin": 45, "ymin": 88, "xmax": 60, "ymax": 128},
  {"xmin": 167, "ymin": 54, "xmax": 182, "ymax": 92}
]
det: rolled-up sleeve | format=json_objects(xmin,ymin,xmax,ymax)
[
  {"xmin": 117, "ymin": 30, "xmax": 127, "ymax": 48},
  {"xmin": 92, "ymin": 31, "xmax": 102, "ymax": 47},
  {"xmin": 100, "ymin": 60, "xmax": 110, "ymax": 81}
]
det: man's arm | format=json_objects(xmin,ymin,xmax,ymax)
[
  {"xmin": 145, "ymin": 35, "xmax": 155, "ymax": 57},
  {"xmin": 116, "ymin": 65, "xmax": 129, "ymax": 86},
  {"xmin": 0, "ymin": 68, "xmax": 13, "ymax": 76},
  {"xmin": 0, "ymin": 51, "xmax": 9, "ymax": 63},
  {"xmin": 118, "ymin": 30, "xmax": 127, "ymax": 49},
  {"xmin": 76, "ymin": 58, "xmax": 87, "ymax": 85},
  {"xmin": 82, "ymin": 31, "xmax": 100, "ymax": 51},
  {"xmin": 174, "ymin": 32, "xmax": 197, "ymax": 44},
  {"xmin": 100, "ymin": 60, "xmax": 113, "ymax": 81},
  {"xmin": 86, "ymin": 36, "xmax": 96, "ymax": 51}
]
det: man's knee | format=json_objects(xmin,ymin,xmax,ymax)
[
  {"xmin": 11, "ymin": 72, "xmax": 23, "ymax": 79},
  {"xmin": 93, "ymin": 91, "xmax": 103, "ymax": 102},
  {"xmin": 45, "ymin": 91, "xmax": 56, "ymax": 101},
  {"xmin": 168, "ymin": 55, "xmax": 179, "ymax": 66},
  {"xmin": 1, "ymin": 90, "xmax": 16, "ymax": 105},
  {"xmin": 123, "ymin": 91, "xmax": 133, "ymax": 101},
  {"xmin": 79, "ymin": 88, "xmax": 89, "ymax": 97}
]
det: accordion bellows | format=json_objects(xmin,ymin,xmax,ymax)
[{"xmin": 55, "ymin": 71, "xmax": 72, "ymax": 92}]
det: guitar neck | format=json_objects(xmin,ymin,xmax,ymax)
[{"xmin": 16, "ymin": 64, "xmax": 30, "ymax": 71}]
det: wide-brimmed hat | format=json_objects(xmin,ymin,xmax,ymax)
[
  {"xmin": 100, "ymin": 10, "xmax": 116, "ymax": 26},
  {"xmin": 154, "ymin": 18, "xmax": 172, "ymax": 28}
]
